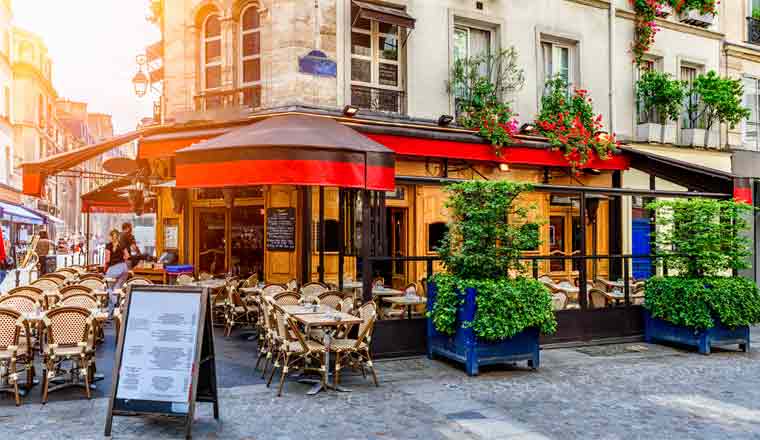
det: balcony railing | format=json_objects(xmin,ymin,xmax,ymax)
[
  {"xmin": 194, "ymin": 86, "xmax": 261, "ymax": 112},
  {"xmin": 351, "ymin": 85, "xmax": 406, "ymax": 115},
  {"xmin": 749, "ymin": 17, "xmax": 760, "ymax": 45}
]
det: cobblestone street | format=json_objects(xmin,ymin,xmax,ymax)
[{"xmin": 1, "ymin": 329, "xmax": 759, "ymax": 439}]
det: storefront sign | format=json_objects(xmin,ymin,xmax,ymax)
[
  {"xmin": 266, "ymin": 207, "xmax": 296, "ymax": 251},
  {"xmin": 164, "ymin": 221, "xmax": 178, "ymax": 250},
  {"xmin": 105, "ymin": 285, "xmax": 219, "ymax": 438}
]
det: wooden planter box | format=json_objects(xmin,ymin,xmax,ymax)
[
  {"xmin": 426, "ymin": 282, "xmax": 540, "ymax": 376},
  {"xmin": 643, "ymin": 310, "xmax": 750, "ymax": 355}
]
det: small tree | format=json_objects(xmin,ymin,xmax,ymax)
[
  {"xmin": 687, "ymin": 71, "xmax": 751, "ymax": 147},
  {"xmin": 647, "ymin": 198, "xmax": 753, "ymax": 277},
  {"xmin": 636, "ymin": 70, "xmax": 686, "ymax": 127}
]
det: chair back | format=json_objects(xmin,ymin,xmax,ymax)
[
  {"xmin": 551, "ymin": 292, "xmax": 567, "ymax": 311},
  {"xmin": 262, "ymin": 283, "xmax": 287, "ymax": 297},
  {"xmin": 176, "ymin": 274, "xmax": 194, "ymax": 285},
  {"xmin": 61, "ymin": 293, "xmax": 98, "ymax": 309},
  {"xmin": 0, "ymin": 308, "xmax": 26, "ymax": 352},
  {"xmin": 372, "ymin": 277, "xmax": 385, "ymax": 288},
  {"xmin": 69, "ymin": 265, "xmax": 87, "ymax": 274},
  {"xmin": 403, "ymin": 283, "xmax": 418, "ymax": 296},
  {"xmin": 80, "ymin": 273, "xmax": 105, "ymax": 282},
  {"xmin": 60, "ymin": 285, "xmax": 94, "ymax": 298},
  {"xmin": 79, "ymin": 278, "xmax": 106, "ymax": 290},
  {"xmin": 286, "ymin": 279, "xmax": 298, "ymax": 291},
  {"xmin": 31, "ymin": 278, "xmax": 59, "ymax": 291},
  {"xmin": 0, "ymin": 294, "xmax": 38, "ymax": 313},
  {"xmin": 226, "ymin": 286, "xmax": 247, "ymax": 309},
  {"xmin": 356, "ymin": 302, "xmax": 377, "ymax": 348},
  {"xmin": 125, "ymin": 277, "xmax": 153, "ymax": 286},
  {"xmin": 57, "ymin": 268, "xmax": 79, "ymax": 280},
  {"xmin": 273, "ymin": 291, "xmax": 300, "ymax": 305},
  {"xmin": 8, "ymin": 286, "xmax": 43, "ymax": 298},
  {"xmin": 270, "ymin": 303, "xmax": 292, "ymax": 343},
  {"xmin": 317, "ymin": 291, "xmax": 344, "ymax": 309},
  {"xmin": 41, "ymin": 273, "xmax": 67, "ymax": 286},
  {"xmin": 589, "ymin": 288, "xmax": 608, "ymax": 308},
  {"xmin": 337, "ymin": 297, "xmax": 354, "ymax": 314},
  {"xmin": 242, "ymin": 274, "xmax": 259, "ymax": 288},
  {"xmin": 300, "ymin": 282, "xmax": 328, "ymax": 300},
  {"xmin": 198, "ymin": 271, "xmax": 213, "ymax": 281},
  {"xmin": 557, "ymin": 280, "xmax": 574, "ymax": 289},
  {"xmin": 44, "ymin": 306, "xmax": 92, "ymax": 347}
]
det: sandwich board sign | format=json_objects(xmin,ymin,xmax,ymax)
[{"xmin": 105, "ymin": 285, "xmax": 219, "ymax": 438}]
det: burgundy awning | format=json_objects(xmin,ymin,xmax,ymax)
[{"xmin": 175, "ymin": 114, "xmax": 395, "ymax": 191}]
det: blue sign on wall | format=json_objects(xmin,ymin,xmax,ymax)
[{"xmin": 298, "ymin": 50, "xmax": 337, "ymax": 77}]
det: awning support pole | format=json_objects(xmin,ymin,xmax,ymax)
[
  {"xmin": 338, "ymin": 189, "xmax": 345, "ymax": 291},
  {"xmin": 318, "ymin": 186, "xmax": 325, "ymax": 283},
  {"xmin": 361, "ymin": 190, "xmax": 372, "ymax": 303},
  {"xmin": 85, "ymin": 211, "xmax": 90, "ymax": 266},
  {"xmin": 301, "ymin": 186, "xmax": 312, "ymax": 284},
  {"xmin": 579, "ymin": 192, "xmax": 588, "ymax": 310}
]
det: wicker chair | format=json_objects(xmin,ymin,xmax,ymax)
[
  {"xmin": 0, "ymin": 308, "xmax": 31, "ymax": 405},
  {"xmin": 262, "ymin": 283, "xmax": 287, "ymax": 297},
  {"xmin": 551, "ymin": 292, "xmax": 568, "ymax": 311},
  {"xmin": 41, "ymin": 273, "xmax": 67, "ymax": 286},
  {"xmin": 267, "ymin": 303, "xmax": 327, "ymax": 397},
  {"xmin": 7, "ymin": 286, "xmax": 43, "ymax": 298},
  {"xmin": 589, "ymin": 288, "xmax": 608, "ymax": 309},
  {"xmin": 176, "ymin": 274, "xmax": 195, "ymax": 286},
  {"xmin": 242, "ymin": 274, "xmax": 259, "ymax": 288},
  {"xmin": 224, "ymin": 286, "xmax": 255, "ymax": 337},
  {"xmin": 78, "ymin": 278, "xmax": 105, "ymax": 291},
  {"xmin": 254, "ymin": 297, "xmax": 278, "ymax": 378},
  {"xmin": 331, "ymin": 302, "xmax": 379, "ymax": 388},
  {"xmin": 79, "ymin": 273, "xmax": 104, "ymax": 282},
  {"xmin": 317, "ymin": 291, "xmax": 344, "ymax": 310},
  {"xmin": 300, "ymin": 282, "xmax": 328, "ymax": 300},
  {"xmin": 124, "ymin": 277, "xmax": 153, "ymax": 286},
  {"xmin": 60, "ymin": 294, "xmax": 98, "ymax": 309},
  {"xmin": 273, "ymin": 291, "xmax": 301, "ymax": 306},
  {"xmin": 60, "ymin": 285, "xmax": 94, "ymax": 298},
  {"xmin": 0, "ymin": 294, "xmax": 39, "ymax": 314},
  {"xmin": 198, "ymin": 271, "xmax": 213, "ymax": 281},
  {"xmin": 336, "ymin": 297, "xmax": 354, "ymax": 314},
  {"xmin": 285, "ymin": 279, "xmax": 298, "ymax": 291},
  {"xmin": 31, "ymin": 278, "xmax": 59, "ymax": 291},
  {"xmin": 41, "ymin": 307, "xmax": 95, "ymax": 403}
]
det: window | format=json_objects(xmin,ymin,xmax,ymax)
[
  {"xmin": 427, "ymin": 222, "xmax": 448, "ymax": 252},
  {"xmin": 637, "ymin": 59, "xmax": 659, "ymax": 124},
  {"xmin": 239, "ymin": 5, "xmax": 262, "ymax": 108},
  {"xmin": 350, "ymin": 4, "xmax": 404, "ymax": 113},
  {"xmin": 743, "ymin": 77, "xmax": 760, "ymax": 150},
  {"xmin": 202, "ymin": 14, "xmax": 222, "ymax": 91},
  {"xmin": 452, "ymin": 24, "xmax": 493, "ymax": 114},
  {"xmin": 541, "ymin": 39, "xmax": 575, "ymax": 93},
  {"xmin": 681, "ymin": 65, "xmax": 702, "ymax": 129},
  {"xmin": 314, "ymin": 220, "xmax": 340, "ymax": 253}
]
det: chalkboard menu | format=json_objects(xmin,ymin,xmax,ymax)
[{"xmin": 267, "ymin": 207, "xmax": 296, "ymax": 251}]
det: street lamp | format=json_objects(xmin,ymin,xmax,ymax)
[{"xmin": 132, "ymin": 70, "xmax": 149, "ymax": 98}]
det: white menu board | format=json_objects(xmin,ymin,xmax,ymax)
[{"xmin": 116, "ymin": 290, "xmax": 200, "ymax": 406}]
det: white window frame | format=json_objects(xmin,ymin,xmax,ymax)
[
  {"xmin": 239, "ymin": 5, "xmax": 261, "ymax": 101},
  {"xmin": 452, "ymin": 24, "xmax": 495, "ymax": 62},
  {"xmin": 350, "ymin": 17, "xmax": 403, "ymax": 92},
  {"xmin": 636, "ymin": 57, "xmax": 662, "ymax": 124},
  {"xmin": 540, "ymin": 39, "xmax": 575, "ymax": 92},
  {"xmin": 742, "ymin": 76, "xmax": 760, "ymax": 151},
  {"xmin": 679, "ymin": 63, "xmax": 703, "ymax": 129},
  {"xmin": 201, "ymin": 13, "xmax": 222, "ymax": 92}
]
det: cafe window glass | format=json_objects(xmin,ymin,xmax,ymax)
[
  {"xmin": 428, "ymin": 222, "xmax": 448, "ymax": 252},
  {"xmin": 202, "ymin": 13, "xmax": 222, "ymax": 90},
  {"xmin": 239, "ymin": 5, "xmax": 262, "ymax": 108}
]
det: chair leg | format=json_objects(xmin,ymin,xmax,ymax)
[
  {"xmin": 277, "ymin": 354, "xmax": 290, "ymax": 397},
  {"xmin": 267, "ymin": 352, "xmax": 280, "ymax": 387},
  {"xmin": 334, "ymin": 352, "xmax": 341, "ymax": 388},
  {"xmin": 41, "ymin": 360, "xmax": 51, "ymax": 404},
  {"xmin": 82, "ymin": 358, "xmax": 91, "ymax": 399},
  {"xmin": 364, "ymin": 349, "xmax": 379, "ymax": 387},
  {"xmin": 11, "ymin": 358, "xmax": 19, "ymax": 406},
  {"xmin": 321, "ymin": 352, "xmax": 328, "ymax": 391}
]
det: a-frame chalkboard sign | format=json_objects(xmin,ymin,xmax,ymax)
[{"xmin": 105, "ymin": 285, "xmax": 219, "ymax": 439}]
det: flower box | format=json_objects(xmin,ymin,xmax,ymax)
[
  {"xmin": 643, "ymin": 310, "xmax": 750, "ymax": 355},
  {"xmin": 679, "ymin": 10, "xmax": 715, "ymax": 28},
  {"xmin": 656, "ymin": 4, "xmax": 673, "ymax": 18},
  {"xmin": 679, "ymin": 128, "xmax": 719, "ymax": 148},
  {"xmin": 636, "ymin": 123, "xmax": 676, "ymax": 144},
  {"xmin": 426, "ymin": 282, "xmax": 540, "ymax": 376}
]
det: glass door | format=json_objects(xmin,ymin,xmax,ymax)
[
  {"xmin": 230, "ymin": 206, "xmax": 265, "ymax": 278},
  {"xmin": 196, "ymin": 209, "xmax": 227, "ymax": 275}
]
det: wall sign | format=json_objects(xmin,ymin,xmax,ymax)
[
  {"xmin": 164, "ymin": 220, "xmax": 179, "ymax": 250},
  {"xmin": 266, "ymin": 207, "xmax": 296, "ymax": 251},
  {"xmin": 105, "ymin": 285, "xmax": 219, "ymax": 438},
  {"xmin": 298, "ymin": 50, "xmax": 337, "ymax": 77}
]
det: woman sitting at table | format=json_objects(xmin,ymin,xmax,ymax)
[{"xmin": 104, "ymin": 229, "xmax": 129, "ymax": 309}]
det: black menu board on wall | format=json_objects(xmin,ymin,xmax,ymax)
[{"xmin": 266, "ymin": 207, "xmax": 296, "ymax": 251}]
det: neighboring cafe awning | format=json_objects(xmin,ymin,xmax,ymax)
[
  {"xmin": 175, "ymin": 114, "xmax": 396, "ymax": 191},
  {"xmin": 352, "ymin": 0, "xmax": 415, "ymax": 29},
  {"xmin": 0, "ymin": 201, "xmax": 45, "ymax": 225}
]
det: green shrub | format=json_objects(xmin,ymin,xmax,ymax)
[{"xmin": 644, "ymin": 276, "xmax": 760, "ymax": 330}]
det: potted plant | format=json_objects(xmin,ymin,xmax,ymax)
[
  {"xmin": 643, "ymin": 198, "xmax": 760, "ymax": 354},
  {"xmin": 669, "ymin": 0, "xmax": 718, "ymax": 27},
  {"xmin": 635, "ymin": 70, "xmax": 686, "ymax": 144},
  {"xmin": 427, "ymin": 181, "xmax": 557, "ymax": 376},
  {"xmin": 681, "ymin": 71, "xmax": 750, "ymax": 148}
]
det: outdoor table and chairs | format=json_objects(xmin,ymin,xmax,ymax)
[{"xmin": 382, "ymin": 295, "xmax": 427, "ymax": 319}]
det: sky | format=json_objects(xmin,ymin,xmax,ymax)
[{"xmin": 13, "ymin": 0, "xmax": 160, "ymax": 134}]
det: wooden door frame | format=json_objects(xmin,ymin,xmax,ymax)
[{"xmin": 194, "ymin": 207, "xmax": 230, "ymax": 275}]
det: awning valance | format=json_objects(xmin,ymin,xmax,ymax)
[
  {"xmin": 176, "ymin": 114, "xmax": 396, "ymax": 191},
  {"xmin": 138, "ymin": 127, "xmax": 230, "ymax": 159},
  {"xmin": 0, "ymin": 201, "xmax": 44, "ymax": 225},
  {"xmin": 352, "ymin": 0, "xmax": 415, "ymax": 29},
  {"xmin": 81, "ymin": 179, "xmax": 139, "ymax": 214}
]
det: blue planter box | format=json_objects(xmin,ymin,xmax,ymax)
[
  {"xmin": 643, "ymin": 310, "xmax": 750, "ymax": 355},
  {"xmin": 426, "ymin": 282, "xmax": 540, "ymax": 376}
]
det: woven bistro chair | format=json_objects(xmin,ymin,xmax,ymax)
[
  {"xmin": 331, "ymin": 302, "xmax": 379, "ymax": 388},
  {"xmin": 299, "ymin": 282, "xmax": 329, "ymax": 301},
  {"xmin": 124, "ymin": 277, "xmax": 153, "ymax": 287},
  {"xmin": 41, "ymin": 273, "xmax": 67, "ymax": 286},
  {"xmin": 242, "ymin": 273, "xmax": 259, "ymax": 288},
  {"xmin": 7, "ymin": 286, "xmax": 43, "ymax": 298},
  {"xmin": 176, "ymin": 274, "xmax": 195, "ymax": 286},
  {"xmin": 60, "ymin": 293, "xmax": 98, "ymax": 309},
  {"xmin": 224, "ymin": 286, "xmax": 255, "ymax": 337},
  {"xmin": 261, "ymin": 283, "xmax": 287, "ymax": 297},
  {"xmin": 59, "ymin": 285, "xmax": 94, "ymax": 298},
  {"xmin": 285, "ymin": 278, "xmax": 298, "ymax": 291},
  {"xmin": 198, "ymin": 271, "xmax": 214, "ymax": 281},
  {"xmin": 336, "ymin": 296, "xmax": 354, "ymax": 314},
  {"xmin": 69, "ymin": 265, "xmax": 87, "ymax": 275},
  {"xmin": 57, "ymin": 268, "xmax": 80, "ymax": 278},
  {"xmin": 317, "ymin": 291, "xmax": 345, "ymax": 310},
  {"xmin": 589, "ymin": 288, "xmax": 609, "ymax": 309},
  {"xmin": 267, "ymin": 303, "xmax": 327, "ymax": 397},
  {"xmin": 0, "ymin": 308, "xmax": 32, "ymax": 405},
  {"xmin": 31, "ymin": 278, "xmax": 59, "ymax": 292},
  {"xmin": 254, "ymin": 297, "xmax": 278, "ymax": 378},
  {"xmin": 273, "ymin": 291, "xmax": 301, "ymax": 306},
  {"xmin": 79, "ymin": 273, "xmax": 104, "ymax": 282},
  {"xmin": 41, "ymin": 306, "xmax": 96, "ymax": 403},
  {"xmin": 78, "ymin": 278, "xmax": 106, "ymax": 291},
  {"xmin": 551, "ymin": 292, "xmax": 568, "ymax": 311},
  {"xmin": 0, "ymin": 294, "xmax": 39, "ymax": 314}
]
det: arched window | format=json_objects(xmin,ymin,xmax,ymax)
[
  {"xmin": 202, "ymin": 13, "xmax": 222, "ymax": 91},
  {"xmin": 239, "ymin": 5, "xmax": 261, "ymax": 108}
]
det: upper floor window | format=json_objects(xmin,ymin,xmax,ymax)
[
  {"xmin": 240, "ymin": 5, "xmax": 262, "ymax": 108},
  {"xmin": 350, "ymin": 4, "xmax": 405, "ymax": 113},
  {"xmin": 202, "ymin": 14, "xmax": 222, "ymax": 90},
  {"xmin": 637, "ymin": 59, "xmax": 660, "ymax": 124},
  {"xmin": 749, "ymin": 0, "xmax": 760, "ymax": 44},
  {"xmin": 680, "ymin": 64, "xmax": 703, "ymax": 129},
  {"xmin": 743, "ymin": 77, "xmax": 760, "ymax": 151},
  {"xmin": 453, "ymin": 25, "xmax": 491, "ymax": 64},
  {"xmin": 541, "ymin": 38, "xmax": 576, "ymax": 94}
]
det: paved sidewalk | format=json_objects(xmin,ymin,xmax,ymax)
[{"xmin": 1, "ymin": 331, "xmax": 759, "ymax": 439}]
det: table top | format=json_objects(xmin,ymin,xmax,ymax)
[
  {"xmin": 280, "ymin": 304, "xmax": 335, "ymax": 315},
  {"xmin": 342, "ymin": 281, "xmax": 362, "ymax": 289},
  {"xmin": 383, "ymin": 296, "xmax": 427, "ymax": 305},
  {"xmin": 291, "ymin": 311, "xmax": 363, "ymax": 327},
  {"xmin": 372, "ymin": 287, "xmax": 403, "ymax": 296},
  {"xmin": 190, "ymin": 279, "xmax": 228, "ymax": 289}
]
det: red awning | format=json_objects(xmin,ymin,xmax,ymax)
[
  {"xmin": 364, "ymin": 133, "xmax": 630, "ymax": 170},
  {"xmin": 138, "ymin": 127, "xmax": 230, "ymax": 159},
  {"xmin": 80, "ymin": 178, "xmax": 157, "ymax": 214},
  {"xmin": 175, "ymin": 115, "xmax": 395, "ymax": 191}
]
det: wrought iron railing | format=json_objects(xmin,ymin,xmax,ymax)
[
  {"xmin": 748, "ymin": 17, "xmax": 760, "ymax": 45},
  {"xmin": 194, "ymin": 86, "xmax": 261, "ymax": 112},
  {"xmin": 351, "ymin": 85, "xmax": 406, "ymax": 114}
]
